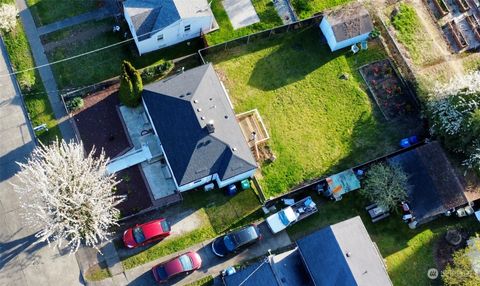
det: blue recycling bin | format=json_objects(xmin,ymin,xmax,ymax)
[
  {"xmin": 226, "ymin": 184, "xmax": 237, "ymax": 196},
  {"xmin": 400, "ymin": 138, "xmax": 410, "ymax": 148}
]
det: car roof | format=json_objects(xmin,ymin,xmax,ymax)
[
  {"xmin": 141, "ymin": 219, "xmax": 166, "ymax": 239},
  {"xmin": 231, "ymin": 225, "xmax": 259, "ymax": 246}
]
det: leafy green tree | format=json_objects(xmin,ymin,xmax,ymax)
[
  {"xmin": 360, "ymin": 163, "xmax": 408, "ymax": 211},
  {"xmin": 118, "ymin": 61, "xmax": 143, "ymax": 107},
  {"xmin": 442, "ymin": 240, "xmax": 480, "ymax": 286}
]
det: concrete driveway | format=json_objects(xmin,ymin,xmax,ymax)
[{"xmin": 125, "ymin": 221, "xmax": 291, "ymax": 285}]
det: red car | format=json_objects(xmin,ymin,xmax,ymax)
[
  {"xmin": 152, "ymin": 251, "xmax": 202, "ymax": 282},
  {"xmin": 123, "ymin": 218, "xmax": 170, "ymax": 248}
]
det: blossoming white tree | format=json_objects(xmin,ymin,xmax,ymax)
[
  {"xmin": 0, "ymin": 4, "xmax": 17, "ymax": 33},
  {"xmin": 14, "ymin": 139, "xmax": 124, "ymax": 253}
]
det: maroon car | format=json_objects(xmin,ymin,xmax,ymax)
[
  {"xmin": 152, "ymin": 251, "xmax": 202, "ymax": 283},
  {"xmin": 123, "ymin": 218, "xmax": 170, "ymax": 248}
]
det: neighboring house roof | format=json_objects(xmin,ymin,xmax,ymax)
[
  {"xmin": 124, "ymin": 0, "xmax": 212, "ymax": 41},
  {"xmin": 388, "ymin": 141, "xmax": 468, "ymax": 224},
  {"xmin": 224, "ymin": 217, "xmax": 391, "ymax": 286},
  {"xmin": 325, "ymin": 4, "xmax": 373, "ymax": 42},
  {"xmin": 297, "ymin": 216, "xmax": 392, "ymax": 286},
  {"xmin": 142, "ymin": 64, "xmax": 257, "ymax": 187}
]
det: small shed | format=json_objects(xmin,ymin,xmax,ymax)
[{"xmin": 319, "ymin": 4, "xmax": 374, "ymax": 51}]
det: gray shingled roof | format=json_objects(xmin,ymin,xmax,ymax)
[
  {"xmin": 142, "ymin": 64, "xmax": 257, "ymax": 187},
  {"xmin": 124, "ymin": 0, "xmax": 180, "ymax": 41},
  {"xmin": 297, "ymin": 216, "xmax": 392, "ymax": 286},
  {"xmin": 325, "ymin": 4, "xmax": 373, "ymax": 42}
]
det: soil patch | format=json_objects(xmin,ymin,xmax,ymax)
[{"xmin": 434, "ymin": 228, "xmax": 470, "ymax": 271}]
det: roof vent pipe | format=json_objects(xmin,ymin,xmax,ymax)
[{"xmin": 206, "ymin": 120, "xmax": 215, "ymax": 133}]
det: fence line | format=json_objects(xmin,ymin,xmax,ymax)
[{"xmin": 198, "ymin": 14, "xmax": 323, "ymax": 64}]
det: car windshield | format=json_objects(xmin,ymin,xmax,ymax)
[
  {"xmin": 156, "ymin": 266, "xmax": 168, "ymax": 280},
  {"xmin": 279, "ymin": 210, "xmax": 291, "ymax": 226},
  {"xmin": 179, "ymin": 255, "xmax": 194, "ymax": 271},
  {"xmin": 160, "ymin": 220, "xmax": 170, "ymax": 232},
  {"xmin": 132, "ymin": 227, "xmax": 145, "ymax": 243},
  {"xmin": 224, "ymin": 235, "xmax": 236, "ymax": 251}
]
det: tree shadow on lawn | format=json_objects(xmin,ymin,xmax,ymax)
[{"xmin": 247, "ymin": 30, "xmax": 341, "ymax": 91}]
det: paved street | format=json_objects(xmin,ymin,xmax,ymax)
[{"xmin": 0, "ymin": 38, "xmax": 81, "ymax": 286}]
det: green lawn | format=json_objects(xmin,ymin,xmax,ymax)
[
  {"xmin": 207, "ymin": 28, "xmax": 417, "ymax": 197},
  {"xmin": 205, "ymin": 0, "xmax": 282, "ymax": 45},
  {"xmin": 121, "ymin": 189, "xmax": 262, "ymax": 269},
  {"xmin": 391, "ymin": 3, "xmax": 442, "ymax": 66},
  {"xmin": 2, "ymin": 19, "xmax": 61, "ymax": 143},
  {"xmin": 287, "ymin": 191, "xmax": 480, "ymax": 286},
  {"xmin": 45, "ymin": 18, "xmax": 203, "ymax": 89},
  {"xmin": 291, "ymin": 0, "xmax": 353, "ymax": 19},
  {"xmin": 26, "ymin": 0, "xmax": 98, "ymax": 26}
]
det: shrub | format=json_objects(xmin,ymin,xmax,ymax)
[
  {"xmin": 140, "ymin": 60, "xmax": 174, "ymax": 83},
  {"xmin": 0, "ymin": 4, "xmax": 17, "ymax": 33},
  {"xmin": 360, "ymin": 163, "xmax": 408, "ymax": 212},
  {"xmin": 67, "ymin": 96, "xmax": 84, "ymax": 112},
  {"xmin": 442, "ymin": 240, "xmax": 480, "ymax": 286},
  {"xmin": 118, "ymin": 61, "xmax": 142, "ymax": 107}
]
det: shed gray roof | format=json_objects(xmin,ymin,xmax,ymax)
[
  {"xmin": 142, "ymin": 64, "xmax": 257, "ymax": 187},
  {"xmin": 297, "ymin": 216, "xmax": 392, "ymax": 286},
  {"xmin": 124, "ymin": 0, "xmax": 212, "ymax": 41},
  {"xmin": 325, "ymin": 4, "xmax": 374, "ymax": 42}
]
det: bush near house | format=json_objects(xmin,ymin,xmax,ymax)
[
  {"xmin": 442, "ymin": 239, "xmax": 480, "ymax": 286},
  {"xmin": 118, "ymin": 61, "xmax": 142, "ymax": 107},
  {"xmin": 140, "ymin": 60, "xmax": 174, "ymax": 83}
]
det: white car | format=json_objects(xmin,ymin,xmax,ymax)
[{"xmin": 266, "ymin": 207, "xmax": 298, "ymax": 234}]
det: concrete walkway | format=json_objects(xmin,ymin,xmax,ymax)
[
  {"xmin": 0, "ymin": 37, "xmax": 81, "ymax": 286},
  {"xmin": 15, "ymin": 0, "xmax": 77, "ymax": 142},
  {"xmin": 37, "ymin": 8, "xmax": 113, "ymax": 36}
]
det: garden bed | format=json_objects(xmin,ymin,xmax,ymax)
[
  {"xmin": 72, "ymin": 84, "xmax": 152, "ymax": 216},
  {"xmin": 359, "ymin": 59, "xmax": 417, "ymax": 120}
]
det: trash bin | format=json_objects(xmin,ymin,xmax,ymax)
[
  {"xmin": 241, "ymin": 179, "xmax": 251, "ymax": 190},
  {"xmin": 226, "ymin": 184, "xmax": 237, "ymax": 196},
  {"xmin": 400, "ymin": 138, "xmax": 410, "ymax": 148}
]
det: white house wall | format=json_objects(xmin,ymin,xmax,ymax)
[
  {"xmin": 135, "ymin": 16, "xmax": 212, "ymax": 55},
  {"xmin": 216, "ymin": 169, "xmax": 256, "ymax": 188}
]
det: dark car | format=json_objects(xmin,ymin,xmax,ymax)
[
  {"xmin": 211, "ymin": 224, "xmax": 261, "ymax": 257},
  {"xmin": 151, "ymin": 251, "xmax": 202, "ymax": 283},
  {"xmin": 123, "ymin": 218, "xmax": 170, "ymax": 248}
]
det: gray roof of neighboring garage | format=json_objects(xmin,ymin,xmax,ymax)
[{"xmin": 142, "ymin": 64, "xmax": 257, "ymax": 187}]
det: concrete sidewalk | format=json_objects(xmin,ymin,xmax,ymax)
[
  {"xmin": 0, "ymin": 36, "xmax": 81, "ymax": 286},
  {"xmin": 37, "ymin": 8, "xmax": 113, "ymax": 36},
  {"xmin": 15, "ymin": 0, "xmax": 77, "ymax": 142}
]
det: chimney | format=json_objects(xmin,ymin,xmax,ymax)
[{"xmin": 206, "ymin": 120, "xmax": 215, "ymax": 133}]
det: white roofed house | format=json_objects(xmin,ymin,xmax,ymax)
[{"xmin": 123, "ymin": 0, "xmax": 216, "ymax": 55}]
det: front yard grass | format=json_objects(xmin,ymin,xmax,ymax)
[
  {"xmin": 44, "ymin": 18, "xmax": 203, "ymax": 89},
  {"xmin": 26, "ymin": 0, "xmax": 98, "ymax": 26},
  {"xmin": 287, "ymin": 191, "xmax": 480, "ymax": 286},
  {"xmin": 121, "ymin": 189, "xmax": 262, "ymax": 269},
  {"xmin": 2, "ymin": 19, "xmax": 61, "ymax": 143},
  {"xmin": 208, "ymin": 28, "xmax": 417, "ymax": 197},
  {"xmin": 291, "ymin": 0, "xmax": 353, "ymax": 19},
  {"xmin": 205, "ymin": 0, "xmax": 282, "ymax": 45}
]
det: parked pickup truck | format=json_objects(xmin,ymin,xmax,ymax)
[{"xmin": 266, "ymin": 196, "xmax": 318, "ymax": 234}]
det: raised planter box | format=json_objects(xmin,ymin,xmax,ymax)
[
  {"xmin": 433, "ymin": 0, "xmax": 450, "ymax": 17},
  {"xmin": 448, "ymin": 21, "xmax": 469, "ymax": 49},
  {"xmin": 466, "ymin": 15, "xmax": 480, "ymax": 41},
  {"xmin": 455, "ymin": 0, "xmax": 470, "ymax": 12}
]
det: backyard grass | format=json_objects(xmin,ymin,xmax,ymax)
[
  {"xmin": 391, "ymin": 3, "xmax": 442, "ymax": 66},
  {"xmin": 185, "ymin": 275, "xmax": 214, "ymax": 286},
  {"xmin": 44, "ymin": 18, "xmax": 203, "ymax": 89},
  {"xmin": 121, "ymin": 189, "xmax": 262, "ymax": 269},
  {"xmin": 205, "ymin": 0, "xmax": 282, "ymax": 45},
  {"xmin": 2, "ymin": 19, "xmax": 61, "ymax": 143},
  {"xmin": 26, "ymin": 0, "xmax": 98, "ymax": 26},
  {"xmin": 291, "ymin": 0, "xmax": 353, "ymax": 19},
  {"xmin": 287, "ymin": 191, "xmax": 480, "ymax": 286},
  {"xmin": 207, "ymin": 28, "xmax": 417, "ymax": 197}
]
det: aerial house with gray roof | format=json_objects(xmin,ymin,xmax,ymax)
[
  {"xmin": 123, "ymin": 0, "xmax": 216, "ymax": 55},
  {"xmin": 142, "ymin": 63, "xmax": 257, "ymax": 192},
  {"xmin": 319, "ymin": 3, "xmax": 374, "ymax": 51}
]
